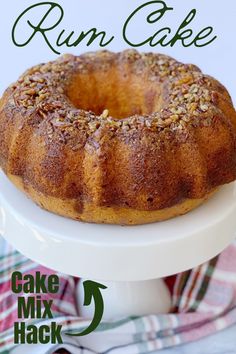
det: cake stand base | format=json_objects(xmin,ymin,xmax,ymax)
[{"xmin": 78, "ymin": 278, "xmax": 171, "ymax": 319}]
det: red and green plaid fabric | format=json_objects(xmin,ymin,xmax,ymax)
[{"xmin": 0, "ymin": 236, "xmax": 236, "ymax": 353}]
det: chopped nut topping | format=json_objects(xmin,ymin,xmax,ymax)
[
  {"xmin": 8, "ymin": 50, "xmax": 217, "ymax": 147},
  {"xmin": 101, "ymin": 109, "xmax": 109, "ymax": 119}
]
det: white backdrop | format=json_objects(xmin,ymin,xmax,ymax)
[{"xmin": 1, "ymin": 0, "xmax": 236, "ymax": 105}]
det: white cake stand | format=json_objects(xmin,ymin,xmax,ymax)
[{"xmin": 1, "ymin": 170, "xmax": 236, "ymax": 319}]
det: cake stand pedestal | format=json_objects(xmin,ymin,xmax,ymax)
[{"xmin": 1, "ymin": 171, "xmax": 236, "ymax": 319}]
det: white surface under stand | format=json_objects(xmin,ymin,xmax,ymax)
[{"xmin": 1, "ymin": 170, "xmax": 236, "ymax": 319}]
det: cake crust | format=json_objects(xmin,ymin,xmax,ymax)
[
  {"xmin": 0, "ymin": 50, "xmax": 236, "ymax": 225},
  {"xmin": 8, "ymin": 174, "xmax": 217, "ymax": 225}
]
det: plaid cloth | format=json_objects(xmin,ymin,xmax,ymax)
[{"xmin": 0, "ymin": 236, "xmax": 236, "ymax": 354}]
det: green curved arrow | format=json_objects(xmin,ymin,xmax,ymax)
[{"xmin": 66, "ymin": 280, "xmax": 107, "ymax": 336}]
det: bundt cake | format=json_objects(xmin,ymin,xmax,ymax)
[{"xmin": 0, "ymin": 50, "xmax": 236, "ymax": 225}]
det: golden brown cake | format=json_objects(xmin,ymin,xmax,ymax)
[{"xmin": 0, "ymin": 50, "xmax": 236, "ymax": 225}]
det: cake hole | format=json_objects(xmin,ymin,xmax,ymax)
[{"xmin": 66, "ymin": 66, "xmax": 162, "ymax": 119}]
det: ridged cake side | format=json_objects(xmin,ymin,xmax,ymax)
[{"xmin": 0, "ymin": 50, "xmax": 236, "ymax": 224}]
